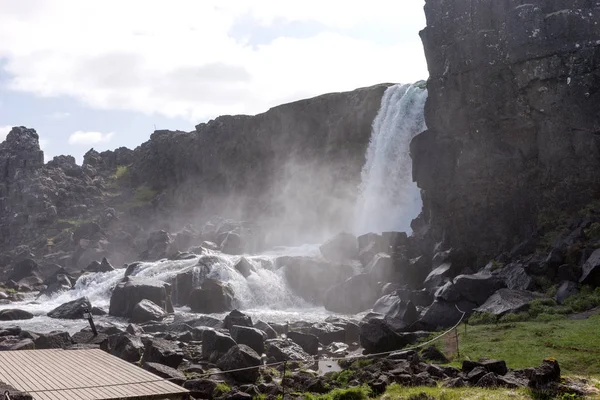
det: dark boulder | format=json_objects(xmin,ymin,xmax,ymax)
[
  {"xmin": 367, "ymin": 253, "xmax": 396, "ymax": 283},
  {"xmin": 421, "ymin": 346, "xmax": 449, "ymax": 364},
  {"xmin": 183, "ymin": 379, "xmax": 218, "ymax": 399},
  {"xmin": 372, "ymin": 295, "xmax": 418, "ymax": 325},
  {"xmin": 287, "ymin": 331, "xmax": 319, "ymax": 355},
  {"xmin": 265, "ymin": 339, "xmax": 312, "ymax": 362},
  {"xmin": 423, "ymin": 263, "xmax": 453, "ymax": 289},
  {"xmin": 463, "ymin": 359, "xmax": 508, "ymax": 376},
  {"xmin": 140, "ymin": 338, "xmax": 184, "ymax": 368},
  {"xmin": 580, "ymin": 249, "xmax": 600, "ymax": 287},
  {"xmin": 254, "ymin": 320, "xmax": 277, "ymax": 339},
  {"xmin": 309, "ymin": 323, "xmax": 345, "ymax": 345},
  {"xmin": 9, "ymin": 258, "xmax": 41, "ymax": 282},
  {"xmin": 528, "ymin": 359, "xmax": 561, "ymax": 388},
  {"xmin": 557, "ymin": 264, "xmax": 582, "ymax": 283},
  {"xmin": 34, "ymin": 331, "xmax": 72, "ymax": 349},
  {"xmin": 86, "ymin": 257, "xmax": 114, "ymax": 273},
  {"xmin": 451, "ymin": 273, "xmax": 506, "ymax": 306},
  {"xmin": 498, "ymin": 264, "xmax": 535, "ymax": 291},
  {"xmin": 319, "ymin": 232, "xmax": 358, "ymax": 262},
  {"xmin": 0, "ymin": 338, "xmax": 35, "ymax": 351},
  {"xmin": 419, "ymin": 299, "xmax": 475, "ymax": 330},
  {"xmin": 234, "ymin": 257, "xmax": 255, "ymax": 278},
  {"xmin": 73, "ymin": 222, "xmax": 102, "ymax": 243},
  {"xmin": 142, "ymin": 362, "xmax": 186, "ymax": 385},
  {"xmin": 359, "ymin": 318, "xmax": 418, "ymax": 354},
  {"xmin": 221, "ymin": 232, "xmax": 243, "ymax": 255},
  {"xmin": 224, "ymin": 309, "xmax": 252, "ymax": 330},
  {"xmin": 37, "ymin": 274, "xmax": 72, "ymax": 298},
  {"xmin": 324, "ymin": 274, "xmax": 379, "ymax": 314},
  {"xmin": 217, "ymin": 344, "xmax": 262, "ymax": 383},
  {"xmin": 0, "ymin": 309, "xmax": 34, "ymax": 321},
  {"xmin": 104, "ymin": 333, "xmax": 144, "ymax": 363},
  {"xmin": 394, "ymin": 288, "xmax": 433, "ymax": 307},
  {"xmin": 474, "ymin": 289, "xmax": 543, "ymax": 316},
  {"xmin": 47, "ymin": 297, "xmax": 91, "ymax": 319},
  {"xmin": 201, "ymin": 328, "xmax": 236, "ymax": 360},
  {"xmin": 189, "ymin": 279, "xmax": 235, "ymax": 313},
  {"xmin": 109, "ymin": 277, "xmax": 172, "ymax": 318},
  {"xmin": 231, "ymin": 325, "xmax": 265, "ymax": 355},
  {"xmin": 130, "ymin": 299, "xmax": 167, "ymax": 323}
]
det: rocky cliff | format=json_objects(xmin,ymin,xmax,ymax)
[{"xmin": 413, "ymin": 0, "xmax": 600, "ymax": 261}]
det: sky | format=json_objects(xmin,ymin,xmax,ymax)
[{"xmin": 0, "ymin": 0, "xmax": 428, "ymax": 163}]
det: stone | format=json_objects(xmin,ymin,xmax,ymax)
[
  {"xmin": 467, "ymin": 366, "xmax": 488, "ymax": 383},
  {"xmin": 287, "ymin": 331, "xmax": 319, "ymax": 355},
  {"xmin": 254, "ymin": 320, "xmax": 277, "ymax": 339},
  {"xmin": 557, "ymin": 264, "xmax": 582, "ymax": 283},
  {"xmin": 189, "ymin": 279, "xmax": 235, "ymax": 313},
  {"xmin": 423, "ymin": 263, "xmax": 453, "ymax": 288},
  {"xmin": 324, "ymin": 274, "xmax": 379, "ymax": 314},
  {"xmin": 140, "ymin": 338, "xmax": 184, "ymax": 369},
  {"xmin": 47, "ymin": 297, "xmax": 92, "ymax": 319},
  {"xmin": 319, "ymin": 232, "xmax": 358, "ymax": 262},
  {"xmin": 367, "ymin": 253, "xmax": 396, "ymax": 283},
  {"xmin": 419, "ymin": 299, "xmax": 475, "ymax": 330},
  {"xmin": 265, "ymin": 339, "xmax": 312, "ymax": 363},
  {"xmin": 201, "ymin": 328, "xmax": 236, "ymax": 361},
  {"xmin": 451, "ymin": 273, "xmax": 506, "ymax": 306},
  {"xmin": 221, "ymin": 232, "xmax": 243, "ymax": 255},
  {"xmin": 126, "ymin": 324, "xmax": 144, "ymax": 335},
  {"xmin": 420, "ymin": 346, "xmax": 449, "ymax": 364},
  {"xmin": 528, "ymin": 358, "xmax": 561, "ymax": 388},
  {"xmin": 72, "ymin": 331, "xmax": 109, "ymax": 346},
  {"xmin": 476, "ymin": 372, "xmax": 499, "ymax": 388},
  {"xmin": 9, "ymin": 258, "xmax": 41, "ymax": 282},
  {"xmin": 0, "ymin": 309, "xmax": 34, "ymax": 321},
  {"xmin": 224, "ymin": 309, "xmax": 252, "ymax": 330},
  {"xmin": 309, "ymin": 323, "xmax": 345, "ymax": 345},
  {"xmin": 462, "ymin": 359, "xmax": 508, "ymax": 376},
  {"xmin": 73, "ymin": 222, "xmax": 102, "ymax": 243},
  {"xmin": 104, "ymin": 333, "xmax": 144, "ymax": 363},
  {"xmin": 34, "ymin": 331, "xmax": 72, "ymax": 349},
  {"xmin": 234, "ymin": 257, "xmax": 255, "ymax": 278},
  {"xmin": 359, "ymin": 318, "xmax": 415, "ymax": 354},
  {"xmin": 183, "ymin": 379, "xmax": 218, "ymax": 399},
  {"xmin": 0, "ymin": 338, "xmax": 35, "ymax": 351},
  {"xmin": 217, "ymin": 344, "xmax": 262, "ymax": 383},
  {"xmin": 231, "ymin": 325, "xmax": 265, "ymax": 355},
  {"xmin": 474, "ymin": 289, "xmax": 543, "ymax": 316},
  {"xmin": 498, "ymin": 264, "xmax": 535, "ymax": 291},
  {"xmin": 142, "ymin": 362, "xmax": 186, "ymax": 385},
  {"xmin": 130, "ymin": 299, "xmax": 167, "ymax": 323},
  {"xmin": 372, "ymin": 295, "xmax": 418, "ymax": 325},
  {"xmin": 109, "ymin": 277, "xmax": 172, "ymax": 318},
  {"xmin": 580, "ymin": 249, "xmax": 600, "ymax": 287},
  {"xmin": 554, "ymin": 281, "xmax": 579, "ymax": 305}
]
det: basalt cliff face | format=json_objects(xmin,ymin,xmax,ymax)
[{"xmin": 413, "ymin": 0, "xmax": 600, "ymax": 261}]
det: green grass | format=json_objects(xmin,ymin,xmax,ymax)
[
  {"xmin": 56, "ymin": 217, "xmax": 94, "ymax": 228},
  {"xmin": 112, "ymin": 165, "xmax": 130, "ymax": 180},
  {"xmin": 114, "ymin": 184, "xmax": 159, "ymax": 211},
  {"xmin": 213, "ymin": 382, "xmax": 231, "ymax": 397},
  {"xmin": 304, "ymin": 385, "xmax": 371, "ymax": 400},
  {"xmin": 381, "ymin": 383, "xmax": 531, "ymax": 400},
  {"xmin": 440, "ymin": 314, "xmax": 600, "ymax": 377}
]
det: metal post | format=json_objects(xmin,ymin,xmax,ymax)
[{"xmin": 83, "ymin": 308, "xmax": 98, "ymax": 336}]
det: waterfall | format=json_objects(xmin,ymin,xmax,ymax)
[{"xmin": 353, "ymin": 82, "xmax": 428, "ymax": 235}]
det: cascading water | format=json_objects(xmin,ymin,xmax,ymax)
[{"xmin": 354, "ymin": 82, "xmax": 428, "ymax": 235}]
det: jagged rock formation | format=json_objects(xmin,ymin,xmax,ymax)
[{"xmin": 413, "ymin": 0, "xmax": 600, "ymax": 261}]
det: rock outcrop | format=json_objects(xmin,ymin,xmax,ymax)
[{"xmin": 414, "ymin": 0, "xmax": 600, "ymax": 261}]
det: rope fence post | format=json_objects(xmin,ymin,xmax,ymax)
[
  {"xmin": 282, "ymin": 361, "xmax": 287, "ymax": 399},
  {"xmin": 454, "ymin": 325, "xmax": 460, "ymax": 358}
]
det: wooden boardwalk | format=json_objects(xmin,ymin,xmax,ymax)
[{"xmin": 0, "ymin": 348, "xmax": 189, "ymax": 399}]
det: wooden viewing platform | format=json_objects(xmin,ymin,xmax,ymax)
[{"xmin": 0, "ymin": 348, "xmax": 189, "ymax": 399}]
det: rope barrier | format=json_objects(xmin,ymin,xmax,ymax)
[{"xmin": 8, "ymin": 307, "xmax": 467, "ymax": 396}]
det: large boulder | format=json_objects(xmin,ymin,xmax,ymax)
[
  {"xmin": 34, "ymin": 331, "xmax": 72, "ymax": 349},
  {"xmin": 474, "ymin": 289, "xmax": 543, "ymax": 316},
  {"xmin": 230, "ymin": 325, "xmax": 265, "ymax": 355},
  {"xmin": 0, "ymin": 309, "xmax": 34, "ymax": 321},
  {"xmin": 109, "ymin": 277, "xmax": 172, "ymax": 318},
  {"xmin": 140, "ymin": 338, "xmax": 184, "ymax": 368},
  {"xmin": 498, "ymin": 263, "xmax": 535, "ymax": 291},
  {"xmin": 319, "ymin": 232, "xmax": 358, "ymax": 262},
  {"xmin": 287, "ymin": 331, "xmax": 319, "ymax": 355},
  {"xmin": 201, "ymin": 329, "xmax": 236, "ymax": 361},
  {"xmin": 279, "ymin": 256, "xmax": 354, "ymax": 303},
  {"xmin": 309, "ymin": 323, "xmax": 346, "ymax": 345},
  {"xmin": 85, "ymin": 257, "xmax": 115, "ymax": 273},
  {"xmin": 103, "ymin": 333, "xmax": 144, "ymax": 363},
  {"xmin": 451, "ymin": 273, "xmax": 507, "ymax": 306},
  {"xmin": 423, "ymin": 263, "xmax": 453, "ymax": 289},
  {"xmin": 254, "ymin": 320, "xmax": 278, "ymax": 339},
  {"xmin": 130, "ymin": 299, "xmax": 167, "ymax": 323},
  {"xmin": 224, "ymin": 310, "xmax": 252, "ymax": 330},
  {"xmin": 324, "ymin": 274, "xmax": 379, "ymax": 314},
  {"xmin": 234, "ymin": 257, "xmax": 256, "ymax": 278},
  {"xmin": 359, "ymin": 318, "xmax": 416, "ymax": 354},
  {"xmin": 142, "ymin": 362, "xmax": 186, "ymax": 385},
  {"xmin": 47, "ymin": 297, "xmax": 92, "ymax": 319},
  {"xmin": 418, "ymin": 299, "xmax": 475, "ymax": 330},
  {"xmin": 554, "ymin": 281, "xmax": 579, "ymax": 305},
  {"xmin": 37, "ymin": 274, "xmax": 72, "ymax": 298},
  {"xmin": 367, "ymin": 253, "xmax": 396, "ymax": 283},
  {"xmin": 9, "ymin": 258, "xmax": 41, "ymax": 283},
  {"xmin": 217, "ymin": 345, "xmax": 262, "ymax": 383},
  {"xmin": 189, "ymin": 278, "xmax": 235, "ymax": 313},
  {"xmin": 372, "ymin": 295, "xmax": 418, "ymax": 325},
  {"xmin": 265, "ymin": 339, "xmax": 312, "ymax": 363},
  {"xmin": 580, "ymin": 249, "xmax": 600, "ymax": 287}
]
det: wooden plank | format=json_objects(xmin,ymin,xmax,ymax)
[{"xmin": 0, "ymin": 349, "xmax": 189, "ymax": 400}]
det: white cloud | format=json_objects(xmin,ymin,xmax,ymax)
[
  {"xmin": 47, "ymin": 111, "xmax": 70, "ymax": 120},
  {"xmin": 0, "ymin": 0, "xmax": 427, "ymax": 121},
  {"xmin": 68, "ymin": 131, "xmax": 115, "ymax": 145},
  {"xmin": 0, "ymin": 125, "xmax": 12, "ymax": 142}
]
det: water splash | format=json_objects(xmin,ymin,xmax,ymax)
[{"xmin": 354, "ymin": 82, "xmax": 428, "ymax": 235}]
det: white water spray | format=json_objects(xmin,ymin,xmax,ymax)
[{"xmin": 354, "ymin": 83, "xmax": 427, "ymax": 235}]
